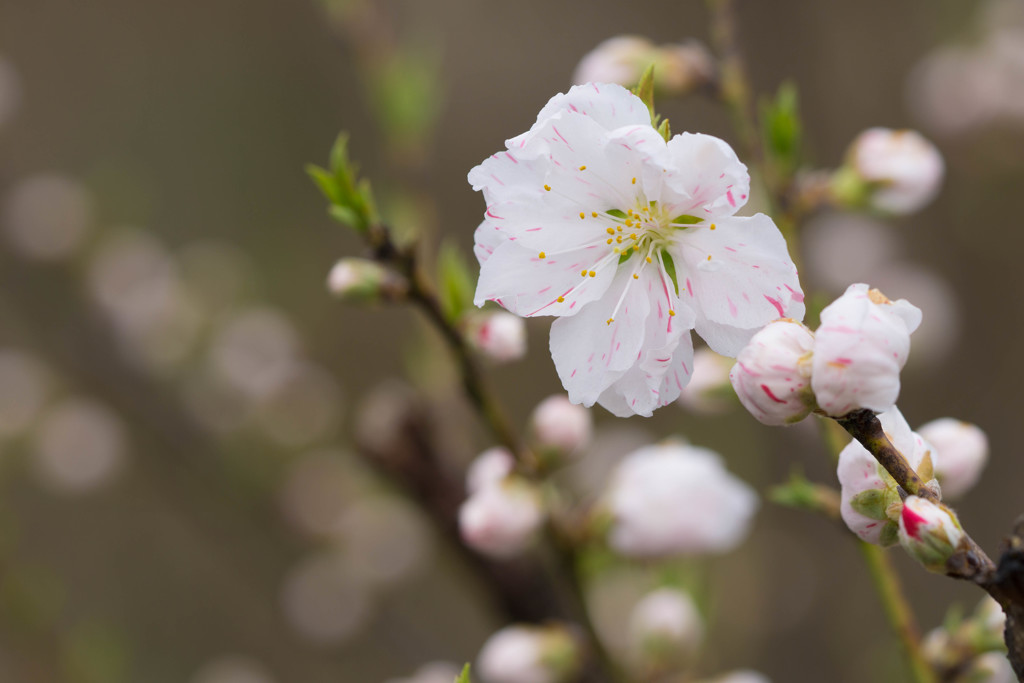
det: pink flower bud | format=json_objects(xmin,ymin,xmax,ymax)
[
  {"xmin": 477, "ymin": 624, "xmax": 579, "ymax": 683},
  {"xmin": 898, "ymin": 496, "xmax": 964, "ymax": 572},
  {"xmin": 968, "ymin": 653, "xmax": 1015, "ymax": 683},
  {"xmin": 628, "ymin": 588, "xmax": 703, "ymax": 666},
  {"xmin": 846, "ymin": 128, "xmax": 944, "ymax": 214},
  {"xmin": 605, "ymin": 442, "xmax": 758, "ymax": 558},
  {"xmin": 529, "ymin": 395, "xmax": 592, "ymax": 455},
  {"xmin": 678, "ymin": 348, "xmax": 736, "ymax": 415},
  {"xmin": 326, "ymin": 258, "xmax": 404, "ymax": 300},
  {"xmin": 466, "ymin": 312, "xmax": 527, "ymax": 363},
  {"xmin": 838, "ymin": 408, "xmax": 934, "ymax": 545},
  {"xmin": 730, "ymin": 320, "xmax": 816, "ymax": 425},
  {"xmin": 812, "ymin": 284, "xmax": 922, "ymax": 418},
  {"xmin": 917, "ymin": 418, "xmax": 989, "ymax": 499},
  {"xmin": 465, "ymin": 447, "xmax": 516, "ymax": 494},
  {"xmin": 459, "ymin": 478, "xmax": 542, "ymax": 559},
  {"xmin": 572, "ymin": 37, "xmax": 713, "ymax": 96}
]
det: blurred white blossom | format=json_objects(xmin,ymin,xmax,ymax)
[
  {"xmin": 572, "ymin": 36, "xmax": 713, "ymax": 96},
  {"xmin": 529, "ymin": 395, "xmax": 593, "ymax": 455},
  {"xmin": 280, "ymin": 551, "xmax": 370, "ymax": 645},
  {"xmin": 466, "ymin": 312, "xmax": 527, "ymax": 363},
  {"xmin": 190, "ymin": 656, "xmax": 276, "ymax": 683},
  {"xmin": 31, "ymin": 396, "xmax": 127, "ymax": 494},
  {"xmin": 627, "ymin": 587, "xmax": 703, "ymax": 666},
  {"xmin": 466, "ymin": 446, "xmax": 515, "ymax": 495},
  {"xmin": 604, "ymin": 441, "xmax": 758, "ymax": 558},
  {"xmin": 2, "ymin": 174, "xmax": 94, "ymax": 261},
  {"xmin": 209, "ymin": 308, "xmax": 300, "ymax": 399},
  {"xmin": 477, "ymin": 625, "xmax": 579, "ymax": 683},
  {"xmin": 459, "ymin": 478, "xmax": 543, "ymax": 559},
  {"xmin": 843, "ymin": 128, "xmax": 944, "ymax": 214},
  {"xmin": 917, "ymin": 417, "xmax": 988, "ymax": 499}
]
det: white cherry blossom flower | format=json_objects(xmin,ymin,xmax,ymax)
[{"xmin": 470, "ymin": 83, "xmax": 804, "ymax": 417}]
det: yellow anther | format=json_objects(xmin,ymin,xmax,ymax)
[
  {"xmin": 578, "ymin": 165, "xmax": 587, "ymax": 171},
  {"xmin": 592, "ymin": 211, "xmax": 598, "ymax": 218},
  {"xmin": 616, "ymin": 236, "xmax": 623, "ymax": 243},
  {"xmin": 606, "ymin": 238, "xmax": 613, "ymax": 244},
  {"xmin": 538, "ymin": 252, "xmax": 546, "ymax": 259},
  {"xmin": 588, "ymin": 270, "xmax": 596, "ymax": 277},
  {"xmin": 631, "ymin": 177, "xmax": 637, "ymax": 184},
  {"xmin": 707, "ymin": 255, "xmax": 712, "ymax": 261},
  {"xmin": 606, "ymin": 317, "xmax": 614, "ymax": 325},
  {"xmin": 632, "ymin": 274, "xmax": 639, "ymax": 279},
  {"xmin": 580, "ymin": 269, "xmax": 588, "ymax": 277},
  {"xmin": 544, "ymin": 184, "xmax": 551, "ymax": 191},
  {"xmin": 556, "ymin": 296, "xmax": 565, "ymax": 303},
  {"xmin": 625, "ymin": 220, "xmax": 634, "ymax": 227},
  {"xmin": 579, "ymin": 212, "xmax": 585, "ymax": 219},
  {"xmin": 710, "ymin": 223, "xmax": 717, "ymax": 230},
  {"xmin": 629, "ymin": 233, "xmax": 637, "ymax": 240},
  {"xmin": 617, "ymin": 226, "xmax": 623, "ymax": 232},
  {"xmin": 606, "ymin": 227, "xmax": 615, "ymax": 235},
  {"xmin": 614, "ymin": 247, "xmax": 621, "ymax": 253},
  {"xmin": 669, "ymin": 310, "xmax": 676, "ymax": 317},
  {"xmin": 627, "ymin": 209, "xmax": 634, "ymax": 216},
  {"xmin": 646, "ymin": 256, "xmax": 652, "ymax": 263}
]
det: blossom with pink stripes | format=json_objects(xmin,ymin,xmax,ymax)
[
  {"xmin": 812, "ymin": 283, "xmax": 922, "ymax": 418},
  {"xmin": 469, "ymin": 83, "xmax": 804, "ymax": 417},
  {"xmin": 729, "ymin": 319, "xmax": 816, "ymax": 425}
]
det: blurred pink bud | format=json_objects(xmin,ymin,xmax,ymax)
[
  {"xmin": 477, "ymin": 624, "xmax": 579, "ymax": 683},
  {"xmin": 465, "ymin": 446, "xmax": 515, "ymax": 494},
  {"xmin": 529, "ymin": 395, "xmax": 593, "ymax": 455},
  {"xmin": 467, "ymin": 312, "xmax": 527, "ymax": 363},
  {"xmin": 628, "ymin": 588, "xmax": 703, "ymax": 663},
  {"xmin": 969, "ymin": 653, "xmax": 1015, "ymax": 683},
  {"xmin": 838, "ymin": 408, "xmax": 934, "ymax": 546},
  {"xmin": 605, "ymin": 442, "xmax": 758, "ymax": 558},
  {"xmin": 707, "ymin": 672, "xmax": 772, "ymax": 683},
  {"xmin": 812, "ymin": 284, "xmax": 921, "ymax": 418},
  {"xmin": 459, "ymin": 478, "xmax": 543, "ymax": 559},
  {"xmin": 845, "ymin": 128, "xmax": 944, "ymax": 214},
  {"xmin": 917, "ymin": 418, "xmax": 989, "ymax": 500},
  {"xmin": 898, "ymin": 496, "xmax": 964, "ymax": 572},
  {"xmin": 730, "ymin": 320, "xmax": 816, "ymax": 426},
  {"xmin": 326, "ymin": 258, "xmax": 405, "ymax": 300},
  {"xmin": 572, "ymin": 36, "xmax": 713, "ymax": 96},
  {"xmin": 678, "ymin": 348, "xmax": 736, "ymax": 415},
  {"xmin": 384, "ymin": 662, "xmax": 463, "ymax": 683}
]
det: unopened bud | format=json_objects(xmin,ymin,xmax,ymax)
[
  {"xmin": 627, "ymin": 588, "xmax": 703, "ymax": 670},
  {"xmin": 604, "ymin": 442, "xmax": 758, "ymax": 558},
  {"xmin": 835, "ymin": 128, "xmax": 944, "ymax": 214},
  {"xmin": 466, "ymin": 446, "xmax": 515, "ymax": 494},
  {"xmin": 730, "ymin": 320, "xmax": 816, "ymax": 425},
  {"xmin": 459, "ymin": 477, "xmax": 543, "ymax": 559},
  {"xmin": 326, "ymin": 258, "xmax": 405, "ymax": 300},
  {"xmin": 838, "ymin": 408, "xmax": 935, "ymax": 546},
  {"xmin": 812, "ymin": 283, "xmax": 921, "ymax": 418},
  {"xmin": 917, "ymin": 418, "xmax": 989, "ymax": 499},
  {"xmin": 477, "ymin": 624, "xmax": 580, "ymax": 683},
  {"xmin": 898, "ymin": 496, "xmax": 964, "ymax": 572},
  {"xmin": 678, "ymin": 348, "xmax": 736, "ymax": 415},
  {"xmin": 573, "ymin": 37, "xmax": 713, "ymax": 96},
  {"xmin": 966, "ymin": 653, "xmax": 1015, "ymax": 683},
  {"xmin": 466, "ymin": 312, "xmax": 527, "ymax": 363},
  {"xmin": 529, "ymin": 394, "xmax": 592, "ymax": 457}
]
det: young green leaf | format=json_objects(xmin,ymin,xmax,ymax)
[{"xmin": 455, "ymin": 663, "xmax": 471, "ymax": 683}]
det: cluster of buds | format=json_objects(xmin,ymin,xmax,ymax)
[
  {"xmin": 923, "ymin": 596, "xmax": 1010, "ymax": 681},
  {"xmin": 730, "ymin": 283, "xmax": 921, "ymax": 425},
  {"xmin": 476, "ymin": 624, "xmax": 581, "ymax": 683},
  {"xmin": 458, "ymin": 447, "xmax": 544, "ymax": 559},
  {"xmin": 831, "ymin": 128, "xmax": 945, "ymax": 215}
]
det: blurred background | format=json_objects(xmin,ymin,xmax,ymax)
[{"xmin": 0, "ymin": 0, "xmax": 1020, "ymax": 681}]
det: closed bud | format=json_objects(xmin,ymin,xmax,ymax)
[
  {"xmin": 812, "ymin": 284, "xmax": 921, "ymax": 418},
  {"xmin": 838, "ymin": 408, "xmax": 935, "ymax": 546},
  {"xmin": 898, "ymin": 496, "xmax": 964, "ymax": 572},
  {"xmin": 730, "ymin": 320, "xmax": 816, "ymax": 425},
  {"xmin": 678, "ymin": 348, "xmax": 736, "ymax": 415},
  {"xmin": 572, "ymin": 37, "xmax": 713, "ymax": 97},
  {"xmin": 835, "ymin": 127, "xmax": 944, "ymax": 214},
  {"xmin": 465, "ymin": 446, "xmax": 515, "ymax": 495},
  {"xmin": 604, "ymin": 442, "xmax": 758, "ymax": 558},
  {"xmin": 466, "ymin": 312, "xmax": 527, "ymax": 363},
  {"xmin": 529, "ymin": 395, "xmax": 592, "ymax": 457},
  {"xmin": 917, "ymin": 418, "xmax": 989, "ymax": 499},
  {"xmin": 326, "ymin": 258, "xmax": 405, "ymax": 301},
  {"xmin": 477, "ymin": 624, "xmax": 580, "ymax": 683},
  {"xmin": 966, "ymin": 653, "xmax": 1015, "ymax": 683},
  {"xmin": 627, "ymin": 588, "xmax": 703, "ymax": 671},
  {"xmin": 459, "ymin": 477, "xmax": 543, "ymax": 559}
]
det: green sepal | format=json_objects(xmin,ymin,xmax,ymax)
[
  {"xmin": 438, "ymin": 241, "xmax": 475, "ymax": 323},
  {"xmin": 849, "ymin": 489, "xmax": 890, "ymax": 521},
  {"xmin": 878, "ymin": 521, "xmax": 899, "ymax": 547},
  {"xmin": 606, "ymin": 209, "xmax": 627, "ymax": 219},
  {"xmin": 455, "ymin": 663, "xmax": 471, "ymax": 683},
  {"xmin": 917, "ymin": 451, "xmax": 934, "ymax": 482},
  {"xmin": 760, "ymin": 80, "xmax": 802, "ymax": 177},
  {"xmin": 632, "ymin": 64, "xmax": 657, "ymax": 124},
  {"xmin": 657, "ymin": 117, "xmax": 671, "ymax": 142},
  {"xmin": 671, "ymin": 214, "xmax": 703, "ymax": 225},
  {"xmin": 660, "ymin": 249, "xmax": 680, "ymax": 296}
]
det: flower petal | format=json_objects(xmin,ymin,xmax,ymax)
[
  {"xmin": 662, "ymin": 133, "xmax": 751, "ymax": 217},
  {"xmin": 675, "ymin": 213, "xmax": 804, "ymax": 356},
  {"xmin": 549, "ymin": 269, "xmax": 652, "ymax": 405},
  {"xmin": 474, "ymin": 238, "xmax": 617, "ymax": 317},
  {"xmin": 508, "ymin": 82, "xmax": 652, "ymax": 148}
]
